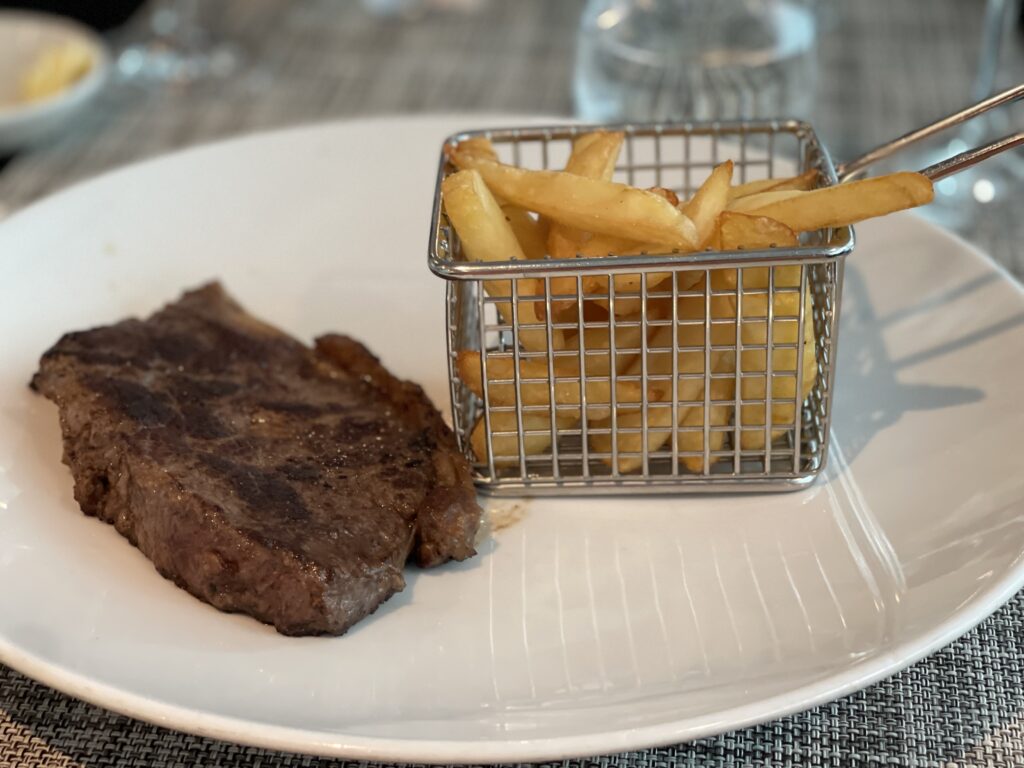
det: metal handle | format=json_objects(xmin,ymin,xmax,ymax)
[{"xmin": 836, "ymin": 83, "xmax": 1024, "ymax": 182}]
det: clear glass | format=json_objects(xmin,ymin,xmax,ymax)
[
  {"xmin": 117, "ymin": 0, "xmax": 243, "ymax": 83},
  {"xmin": 889, "ymin": 0, "xmax": 1023, "ymax": 238},
  {"xmin": 573, "ymin": 0, "xmax": 818, "ymax": 123}
]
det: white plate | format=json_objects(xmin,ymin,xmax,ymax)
[
  {"xmin": 1, "ymin": 115, "xmax": 1022, "ymax": 763},
  {"xmin": 0, "ymin": 10, "xmax": 110, "ymax": 152}
]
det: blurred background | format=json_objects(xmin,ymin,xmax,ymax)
[{"xmin": 0, "ymin": 0, "xmax": 1021, "ymax": 272}]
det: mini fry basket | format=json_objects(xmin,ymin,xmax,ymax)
[{"xmin": 428, "ymin": 120, "xmax": 854, "ymax": 495}]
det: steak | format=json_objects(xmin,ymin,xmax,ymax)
[{"xmin": 31, "ymin": 283, "xmax": 480, "ymax": 636}]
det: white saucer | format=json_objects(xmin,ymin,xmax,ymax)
[{"xmin": 0, "ymin": 10, "xmax": 110, "ymax": 152}]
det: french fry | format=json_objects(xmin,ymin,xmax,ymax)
[
  {"xmin": 442, "ymin": 170, "xmax": 563, "ymax": 351},
  {"xmin": 440, "ymin": 132, "xmax": 940, "ymax": 479},
  {"xmin": 590, "ymin": 363, "xmax": 737, "ymax": 474},
  {"xmin": 678, "ymin": 357, "xmax": 736, "ymax": 473},
  {"xmin": 588, "ymin": 353, "xmax": 730, "ymax": 473},
  {"xmin": 740, "ymin": 172, "xmax": 935, "ymax": 231},
  {"xmin": 710, "ymin": 212, "xmax": 801, "ymax": 294},
  {"xmin": 720, "ymin": 211, "xmax": 800, "ymax": 252},
  {"xmin": 727, "ymin": 189, "xmax": 806, "ymax": 213},
  {"xmin": 573, "ymin": 161, "xmax": 733, "ymax": 316},
  {"xmin": 582, "ymin": 269, "xmax": 658, "ymax": 318},
  {"xmin": 573, "ymin": 232, "xmax": 668, "ymax": 258},
  {"xmin": 457, "ymin": 128, "xmax": 588, "ymax": 459},
  {"xmin": 577, "ymin": 162, "xmax": 733, "ymax": 314},
  {"xmin": 566, "ymin": 131, "xmax": 624, "ymax": 177},
  {"xmin": 502, "ymin": 205, "xmax": 548, "ymax": 260},
  {"xmin": 447, "ymin": 150, "xmax": 700, "ymax": 249},
  {"xmin": 680, "ymin": 160, "xmax": 734, "ymax": 247},
  {"xmin": 470, "ymin": 410, "xmax": 577, "ymax": 466},
  {"xmin": 456, "ymin": 350, "xmax": 645, "ymax": 422},
  {"xmin": 575, "ymin": 235, "xmax": 676, "ymax": 316},
  {"xmin": 577, "ymin": 241, "xmax": 706, "ymax": 317},
  {"xmin": 555, "ymin": 298, "xmax": 616, "ymax": 353},
  {"xmin": 706, "ymin": 225, "xmax": 723, "ymax": 251},
  {"xmin": 453, "ymin": 136, "xmax": 498, "ymax": 161},
  {"xmin": 648, "ymin": 187, "xmax": 680, "ymax": 206},
  {"xmin": 737, "ymin": 281, "xmax": 818, "ymax": 452},
  {"xmin": 547, "ymin": 161, "xmax": 728, "ymax": 315},
  {"xmin": 590, "ymin": 292, "xmax": 733, "ymax": 472},
  {"xmin": 704, "ymin": 213, "xmax": 814, "ymax": 451},
  {"xmin": 727, "ymin": 177, "xmax": 783, "ymax": 202},
  {"xmin": 547, "ymin": 132, "xmax": 624, "ymax": 308},
  {"xmin": 547, "ymin": 132, "xmax": 624, "ymax": 257},
  {"xmin": 579, "ymin": 320, "xmax": 647, "ymax": 377},
  {"xmin": 726, "ymin": 169, "xmax": 818, "ymax": 202}
]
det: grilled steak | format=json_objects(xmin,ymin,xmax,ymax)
[{"xmin": 31, "ymin": 283, "xmax": 480, "ymax": 636}]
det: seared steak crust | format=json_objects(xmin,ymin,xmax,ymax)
[{"xmin": 31, "ymin": 283, "xmax": 479, "ymax": 635}]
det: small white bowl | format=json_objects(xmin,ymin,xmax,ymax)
[{"xmin": 0, "ymin": 10, "xmax": 111, "ymax": 153}]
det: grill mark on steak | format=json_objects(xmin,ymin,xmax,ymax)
[
  {"xmin": 32, "ymin": 282, "xmax": 480, "ymax": 635},
  {"xmin": 86, "ymin": 376, "xmax": 180, "ymax": 427},
  {"xmin": 197, "ymin": 452, "xmax": 311, "ymax": 522}
]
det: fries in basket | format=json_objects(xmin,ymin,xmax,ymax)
[{"xmin": 441, "ymin": 131, "xmax": 934, "ymax": 475}]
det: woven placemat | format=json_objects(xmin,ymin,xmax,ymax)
[{"xmin": 1, "ymin": 2, "xmax": 1023, "ymax": 766}]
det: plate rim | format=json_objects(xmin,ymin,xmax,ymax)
[
  {"xmin": 1, "ymin": 114, "xmax": 1022, "ymax": 763},
  {"xmin": 4, "ymin": 557, "xmax": 1022, "ymax": 763}
]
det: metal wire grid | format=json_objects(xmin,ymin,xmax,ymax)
[{"xmin": 430, "ymin": 121, "xmax": 853, "ymax": 494}]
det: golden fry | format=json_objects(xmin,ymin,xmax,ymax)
[
  {"xmin": 590, "ymin": 292, "xmax": 733, "ymax": 472},
  {"xmin": 680, "ymin": 160, "xmax": 734, "ymax": 247},
  {"xmin": 442, "ymin": 170, "xmax": 562, "ymax": 351},
  {"xmin": 578, "ymin": 317, "xmax": 650, "ymax": 378},
  {"xmin": 561, "ymin": 161, "xmax": 731, "ymax": 317},
  {"xmin": 576, "ymin": 242, "xmax": 706, "ymax": 317},
  {"xmin": 440, "ymin": 136, "xmax": 941, "ymax": 477},
  {"xmin": 720, "ymin": 211, "xmax": 800, "ymax": 251},
  {"xmin": 566, "ymin": 131, "xmax": 624, "ymax": 177},
  {"xmin": 456, "ymin": 350, "xmax": 646, "ymax": 422},
  {"xmin": 502, "ymin": 205, "xmax": 548, "ymax": 260},
  {"xmin": 678, "ymin": 358, "xmax": 736, "ymax": 473},
  {"xmin": 740, "ymin": 172, "xmax": 935, "ymax": 231},
  {"xmin": 648, "ymin": 186, "xmax": 680, "ymax": 206},
  {"xmin": 737, "ymin": 280, "xmax": 818, "ymax": 452},
  {"xmin": 575, "ymin": 236, "xmax": 675, "ymax": 315},
  {"xmin": 710, "ymin": 212, "xmax": 800, "ymax": 294},
  {"xmin": 547, "ymin": 132, "xmax": 625, "ymax": 307},
  {"xmin": 727, "ymin": 189, "xmax": 805, "ymax": 214},
  {"xmin": 452, "ymin": 136, "xmax": 498, "ymax": 161},
  {"xmin": 707, "ymin": 213, "xmax": 813, "ymax": 452},
  {"xmin": 470, "ymin": 409, "xmax": 577, "ymax": 466},
  {"xmin": 726, "ymin": 169, "xmax": 818, "ymax": 203},
  {"xmin": 448, "ymin": 150, "xmax": 699, "ymax": 248},
  {"xmin": 547, "ymin": 131, "xmax": 623, "ymax": 257}
]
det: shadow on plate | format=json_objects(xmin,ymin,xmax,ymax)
[{"xmin": 832, "ymin": 262, "xmax": 1013, "ymax": 465}]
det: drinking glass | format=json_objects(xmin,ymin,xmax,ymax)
[
  {"xmin": 894, "ymin": 0, "xmax": 1023, "ymax": 235},
  {"xmin": 117, "ymin": 0, "xmax": 242, "ymax": 83},
  {"xmin": 573, "ymin": 0, "xmax": 818, "ymax": 123}
]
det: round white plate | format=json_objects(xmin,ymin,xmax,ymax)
[
  {"xmin": 1, "ymin": 116, "xmax": 1022, "ymax": 763},
  {"xmin": 0, "ymin": 10, "xmax": 110, "ymax": 152}
]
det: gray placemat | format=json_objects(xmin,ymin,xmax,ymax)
[{"xmin": 2, "ymin": 1, "xmax": 1022, "ymax": 765}]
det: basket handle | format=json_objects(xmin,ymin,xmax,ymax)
[{"xmin": 835, "ymin": 83, "xmax": 1024, "ymax": 183}]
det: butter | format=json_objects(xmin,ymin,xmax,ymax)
[{"xmin": 19, "ymin": 41, "xmax": 93, "ymax": 103}]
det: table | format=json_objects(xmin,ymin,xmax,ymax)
[{"xmin": 1, "ymin": 1, "xmax": 1022, "ymax": 765}]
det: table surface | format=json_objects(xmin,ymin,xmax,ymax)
[{"xmin": 1, "ymin": 1, "xmax": 1022, "ymax": 766}]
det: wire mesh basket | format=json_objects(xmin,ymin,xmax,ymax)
[{"xmin": 428, "ymin": 120, "xmax": 854, "ymax": 495}]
